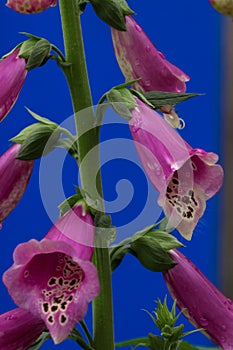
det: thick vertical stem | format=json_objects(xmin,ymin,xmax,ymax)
[{"xmin": 58, "ymin": 1, "xmax": 114, "ymax": 349}]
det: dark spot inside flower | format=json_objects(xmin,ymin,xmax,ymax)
[
  {"xmin": 67, "ymin": 295, "xmax": 73, "ymax": 302},
  {"xmin": 187, "ymin": 211, "xmax": 193, "ymax": 219},
  {"xmin": 168, "ymin": 200, "xmax": 175, "ymax": 207},
  {"xmin": 48, "ymin": 277, "xmax": 56, "ymax": 286},
  {"xmin": 188, "ymin": 205, "xmax": 194, "ymax": 213},
  {"xmin": 177, "ymin": 207, "xmax": 181, "ymax": 213},
  {"xmin": 60, "ymin": 314, "xmax": 67, "ymax": 324},
  {"xmin": 182, "ymin": 212, "xmax": 187, "ymax": 218},
  {"xmin": 58, "ymin": 277, "xmax": 63, "ymax": 286},
  {"xmin": 51, "ymin": 305, "xmax": 58, "ymax": 313},
  {"xmin": 53, "ymin": 295, "xmax": 64, "ymax": 304},
  {"xmin": 43, "ymin": 303, "xmax": 49, "ymax": 313},
  {"xmin": 192, "ymin": 161, "xmax": 197, "ymax": 170},
  {"xmin": 167, "ymin": 187, "xmax": 172, "ymax": 193},
  {"xmin": 48, "ymin": 315, "xmax": 54, "ymax": 324},
  {"xmin": 69, "ymin": 279, "xmax": 77, "ymax": 286},
  {"xmin": 61, "ymin": 302, "xmax": 67, "ymax": 310},
  {"xmin": 172, "ymin": 178, "xmax": 179, "ymax": 185}
]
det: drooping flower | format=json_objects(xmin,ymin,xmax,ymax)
[
  {"xmin": 6, "ymin": 0, "xmax": 57, "ymax": 14},
  {"xmin": 130, "ymin": 98, "xmax": 223, "ymax": 239},
  {"xmin": 163, "ymin": 249, "xmax": 233, "ymax": 349},
  {"xmin": 111, "ymin": 16, "xmax": 190, "ymax": 94},
  {"xmin": 0, "ymin": 308, "xmax": 45, "ymax": 350},
  {"xmin": 0, "ymin": 143, "xmax": 34, "ymax": 226},
  {"xmin": 209, "ymin": 0, "xmax": 233, "ymax": 16},
  {"xmin": 0, "ymin": 49, "xmax": 27, "ymax": 122},
  {"xmin": 3, "ymin": 205, "xmax": 100, "ymax": 344}
]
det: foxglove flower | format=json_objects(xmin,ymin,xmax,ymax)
[
  {"xmin": 6, "ymin": 0, "xmax": 57, "ymax": 14},
  {"xmin": 3, "ymin": 205, "xmax": 100, "ymax": 344},
  {"xmin": 130, "ymin": 99, "xmax": 223, "ymax": 239},
  {"xmin": 164, "ymin": 249, "xmax": 233, "ymax": 349},
  {"xmin": 209, "ymin": 0, "xmax": 233, "ymax": 16},
  {"xmin": 0, "ymin": 308, "xmax": 45, "ymax": 350},
  {"xmin": 111, "ymin": 16, "xmax": 190, "ymax": 94},
  {"xmin": 0, "ymin": 49, "xmax": 27, "ymax": 121},
  {"xmin": 0, "ymin": 143, "xmax": 33, "ymax": 226}
]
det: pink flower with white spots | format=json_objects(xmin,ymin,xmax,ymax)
[{"xmin": 6, "ymin": 0, "xmax": 57, "ymax": 14}]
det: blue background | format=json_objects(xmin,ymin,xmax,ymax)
[{"xmin": 0, "ymin": 0, "xmax": 224, "ymax": 348}]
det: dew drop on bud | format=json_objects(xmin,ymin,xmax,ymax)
[
  {"xmin": 135, "ymin": 24, "xmax": 142, "ymax": 32},
  {"xmin": 199, "ymin": 317, "xmax": 208, "ymax": 327}
]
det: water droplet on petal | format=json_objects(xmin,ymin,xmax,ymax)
[
  {"xmin": 199, "ymin": 317, "xmax": 208, "ymax": 327},
  {"xmin": 221, "ymin": 324, "xmax": 227, "ymax": 331},
  {"xmin": 144, "ymin": 80, "xmax": 151, "ymax": 87},
  {"xmin": 145, "ymin": 45, "xmax": 151, "ymax": 53},
  {"xmin": 220, "ymin": 336, "xmax": 226, "ymax": 343},
  {"xmin": 147, "ymin": 162, "xmax": 155, "ymax": 171},
  {"xmin": 135, "ymin": 24, "xmax": 142, "ymax": 32},
  {"xmin": 158, "ymin": 51, "xmax": 165, "ymax": 59},
  {"xmin": 131, "ymin": 118, "xmax": 142, "ymax": 133}
]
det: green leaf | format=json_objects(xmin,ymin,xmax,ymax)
[
  {"xmin": 142, "ymin": 91, "xmax": 202, "ymax": 109},
  {"xmin": 90, "ymin": 0, "xmax": 127, "ymax": 31},
  {"xmin": 17, "ymin": 124, "xmax": 61, "ymax": 160},
  {"xmin": 130, "ymin": 237, "xmax": 176, "ymax": 272},
  {"xmin": 26, "ymin": 38, "xmax": 51, "ymax": 70},
  {"xmin": 177, "ymin": 341, "xmax": 202, "ymax": 350},
  {"xmin": 28, "ymin": 331, "xmax": 50, "ymax": 350}
]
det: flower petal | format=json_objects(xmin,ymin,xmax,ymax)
[
  {"xmin": 46, "ymin": 205, "xmax": 95, "ymax": 261},
  {"xmin": 111, "ymin": 16, "xmax": 189, "ymax": 93},
  {"xmin": 0, "ymin": 50, "xmax": 27, "ymax": 121},
  {"xmin": 6, "ymin": 0, "xmax": 57, "ymax": 14},
  {"xmin": 164, "ymin": 249, "xmax": 233, "ymax": 349},
  {"xmin": 3, "ymin": 239, "xmax": 100, "ymax": 344},
  {"xmin": 0, "ymin": 307, "xmax": 45, "ymax": 350},
  {"xmin": 0, "ymin": 144, "xmax": 34, "ymax": 225}
]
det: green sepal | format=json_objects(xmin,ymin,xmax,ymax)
[
  {"xmin": 118, "ymin": 0, "xmax": 135, "ymax": 15},
  {"xmin": 19, "ymin": 34, "xmax": 51, "ymax": 70},
  {"xmin": 16, "ymin": 123, "xmax": 61, "ymax": 160},
  {"xmin": 178, "ymin": 341, "xmax": 204, "ymax": 350},
  {"xmin": 89, "ymin": 0, "xmax": 129, "ymax": 31},
  {"xmin": 107, "ymin": 87, "xmax": 137, "ymax": 120},
  {"xmin": 26, "ymin": 39, "xmax": 51, "ymax": 70},
  {"xmin": 58, "ymin": 193, "xmax": 84, "ymax": 217},
  {"xmin": 142, "ymin": 91, "xmax": 202, "ymax": 109},
  {"xmin": 145, "ymin": 230, "xmax": 184, "ymax": 251},
  {"xmin": 148, "ymin": 334, "xmax": 166, "ymax": 350},
  {"xmin": 110, "ymin": 245, "xmax": 131, "ymax": 271},
  {"xmin": 130, "ymin": 237, "xmax": 176, "ymax": 272}
]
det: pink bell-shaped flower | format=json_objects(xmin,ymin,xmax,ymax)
[
  {"xmin": 111, "ymin": 16, "xmax": 190, "ymax": 93},
  {"xmin": 3, "ymin": 205, "xmax": 100, "ymax": 344},
  {"xmin": 209, "ymin": 0, "xmax": 233, "ymax": 16},
  {"xmin": 130, "ymin": 99, "xmax": 223, "ymax": 239},
  {"xmin": 0, "ymin": 308, "xmax": 45, "ymax": 350},
  {"xmin": 0, "ymin": 143, "xmax": 34, "ymax": 226},
  {"xmin": 164, "ymin": 249, "xmax": 233, "ymax": 349},
  {"xmin": 6, "ymin": 0, "xmax": 57, "ymax": 14},
  {"xmin": 0, "ymin": 49, "xmax": 27, "ymax": 122}
]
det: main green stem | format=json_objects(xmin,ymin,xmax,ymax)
[{"xmin": 59, "ymin": 1, "xmax": 114, "ymax": 349}]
